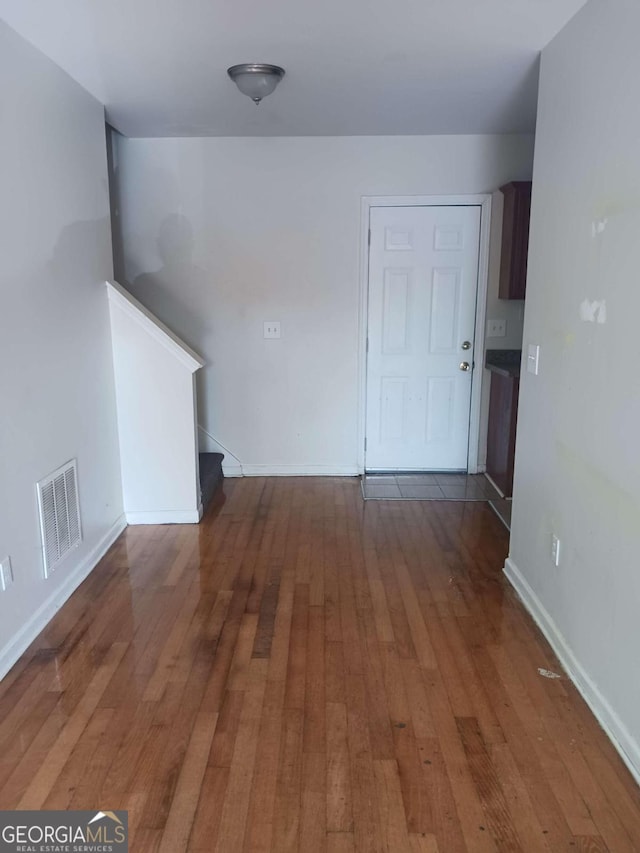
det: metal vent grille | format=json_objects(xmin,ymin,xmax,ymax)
[{"xmin": 37, "ymin": 459, "xmax": 82, "ymax": 577}]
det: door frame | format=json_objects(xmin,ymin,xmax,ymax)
[{"xmin": 357, "ymin": 194, "xmax": 492, "ymax": 475}]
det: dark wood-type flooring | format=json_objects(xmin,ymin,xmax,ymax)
[{"xmin": 1, "ymin": 477, "xmax": 639, "ymax": 851}]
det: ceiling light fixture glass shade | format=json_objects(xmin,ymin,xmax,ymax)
[{"xmin": 227, "ymin": 63, "xmax": 285, "ymax": 104}]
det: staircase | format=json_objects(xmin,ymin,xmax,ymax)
[{"xmin": 199, "ymin": 452, "xmax": 224, "ymax": 512}]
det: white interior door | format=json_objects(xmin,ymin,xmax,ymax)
[{"xmin": 365, "ymin": 205, "xmax": 481, "ymax": 471}]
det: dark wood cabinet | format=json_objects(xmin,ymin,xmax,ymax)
[
  {"xmin": 499, "ymin": 181, "xmax": 532, "ymax": 300},
  {"xmin": 486, "ymin": 372, "xmax": 519, "ymax": 497}
]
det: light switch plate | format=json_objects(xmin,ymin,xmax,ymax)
[
  {"xmin": 527, "ymin": 344, "xmax": 540, "ymax": 375},
  {"xmin": 263, "ymin": 321, "xmax": 281, "ymax": 339},
  {"xmin": 487, "ymin": 318, "xmax": 506, "ymax": 338}
]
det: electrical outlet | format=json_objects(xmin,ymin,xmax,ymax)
[
  {"xmin": 487, "ymin": 318, "xmax": 506, "ymax": 338},
  {"xmin": 263, "ymin": 321, "xmax": 281, "ymax": 339},
  {"xmin": 0, "ymin": 556, "xmax": 13, "ymax": 591},
  {"xmin": 551, "ymin": 535, "xmax": 561, "ymax": 567}
]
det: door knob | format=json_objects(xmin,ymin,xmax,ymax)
[
  {"xmin": 461, "ymin": 340, "xmax": 472, "ymax": 350},
  {"xmin": 459, "ymin": 361, "xmax": 471, "ymax": 372}
]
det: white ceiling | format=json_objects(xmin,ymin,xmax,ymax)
[{"xmin": 1, "ymin": 0, "xmax": 586, "ymax": 138}]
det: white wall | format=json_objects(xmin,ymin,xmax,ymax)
[
  {"xmin": 114, "ymin": 134, "xmax": 534, "ymax": 474},
  {"xmin": 507, "ymin": 0, "xmax": 640, "ymax": 779},
  {"xmin": 0, "ymin": 24, "xmax": 124, "ymax": 677},
  {"xmin": 107, "ymin": 282, "xmax": 203, "ymax": 524}
]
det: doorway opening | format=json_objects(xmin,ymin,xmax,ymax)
[{"xmin": 359, "ymin": 195, "xmax": 492, "ymax": 478}]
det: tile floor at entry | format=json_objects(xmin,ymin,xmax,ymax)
[{"xmin": 362, "ymin": 472, "xmax": 502, "ymax": 502}]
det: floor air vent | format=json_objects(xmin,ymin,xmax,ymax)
[{"xmin": 37, "ymin": 459, "xmax": 82, "ymax": 577}]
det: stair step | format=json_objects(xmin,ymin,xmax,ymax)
[{"xmin": 199, "ymin": 452, "xmax": 224, "ymax": 511}]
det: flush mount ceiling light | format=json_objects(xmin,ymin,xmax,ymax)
[{"xmin": 227, "ymin": 63, "xmax": 285, "ymax": 105}]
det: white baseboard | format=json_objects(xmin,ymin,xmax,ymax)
[
  {"xmin": 221, "ymin": 463, "xmax": 243, "ymax": 478},
  {"xmin": 240, "ymin": 464, "xmax": 359, "ymax": 477},
  {"xmin": 196, "ymin": 428, "xmax": 359, "ymax": 479},
  {"xmin": 0, "ymin": 514, "xmax": 127, "ymax": 682},
  {"xmin": 484, "ymin": 472, "xmax": 505, "ymax": 498},
  {"xmin": 126, "ymin": 509, "xmax": 201, "ymax": 525},
  {"xmin": 504, "ymin": 557, "xmax": 640, "ymax": 785}
]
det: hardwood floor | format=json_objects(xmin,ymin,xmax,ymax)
[{"xmin": 1, "ymin": 477, "xmax": 639, "ymax": 851}]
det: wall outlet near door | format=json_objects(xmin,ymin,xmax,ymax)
[
  {"xmin": 551, "ymin": 534, "xmax": 561, "ymax": 567},
  {"xmin": 263, "ymin": 321, "xmax": 281, "ymax": 339},
  {"xmin": 0, "ymin": 556, "xmax": 13, "ymax": 591},
  {"xmin": 487, "ymin": 318, "xmax": 506, "ymax": 338}
]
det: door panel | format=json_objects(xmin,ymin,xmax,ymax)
[
  {"xmin": 382, "ymin": 270, "xmax": 411, "ymax": 353},
  {"xmin": 365, "ymin": 205, "xmax": 481, "ymax": 471},
  {"xmin": 430, "ymin": 268, "xmax": 461, "ymax": 353},
  {"xmin": 426, "ymin": 377, "xmax": 455, "ymax": 443},
  {"xmin": 380, "ymin": 377, "xmax": 409, "ymax": 442}
]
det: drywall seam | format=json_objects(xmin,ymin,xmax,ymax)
[
  {"xmin": 504, "ymin": 557, "xmax": 640, "ymax": 786},
  {"xmin": 0, "ymin": 515, "xmax": 127, "ymax": 682}
]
